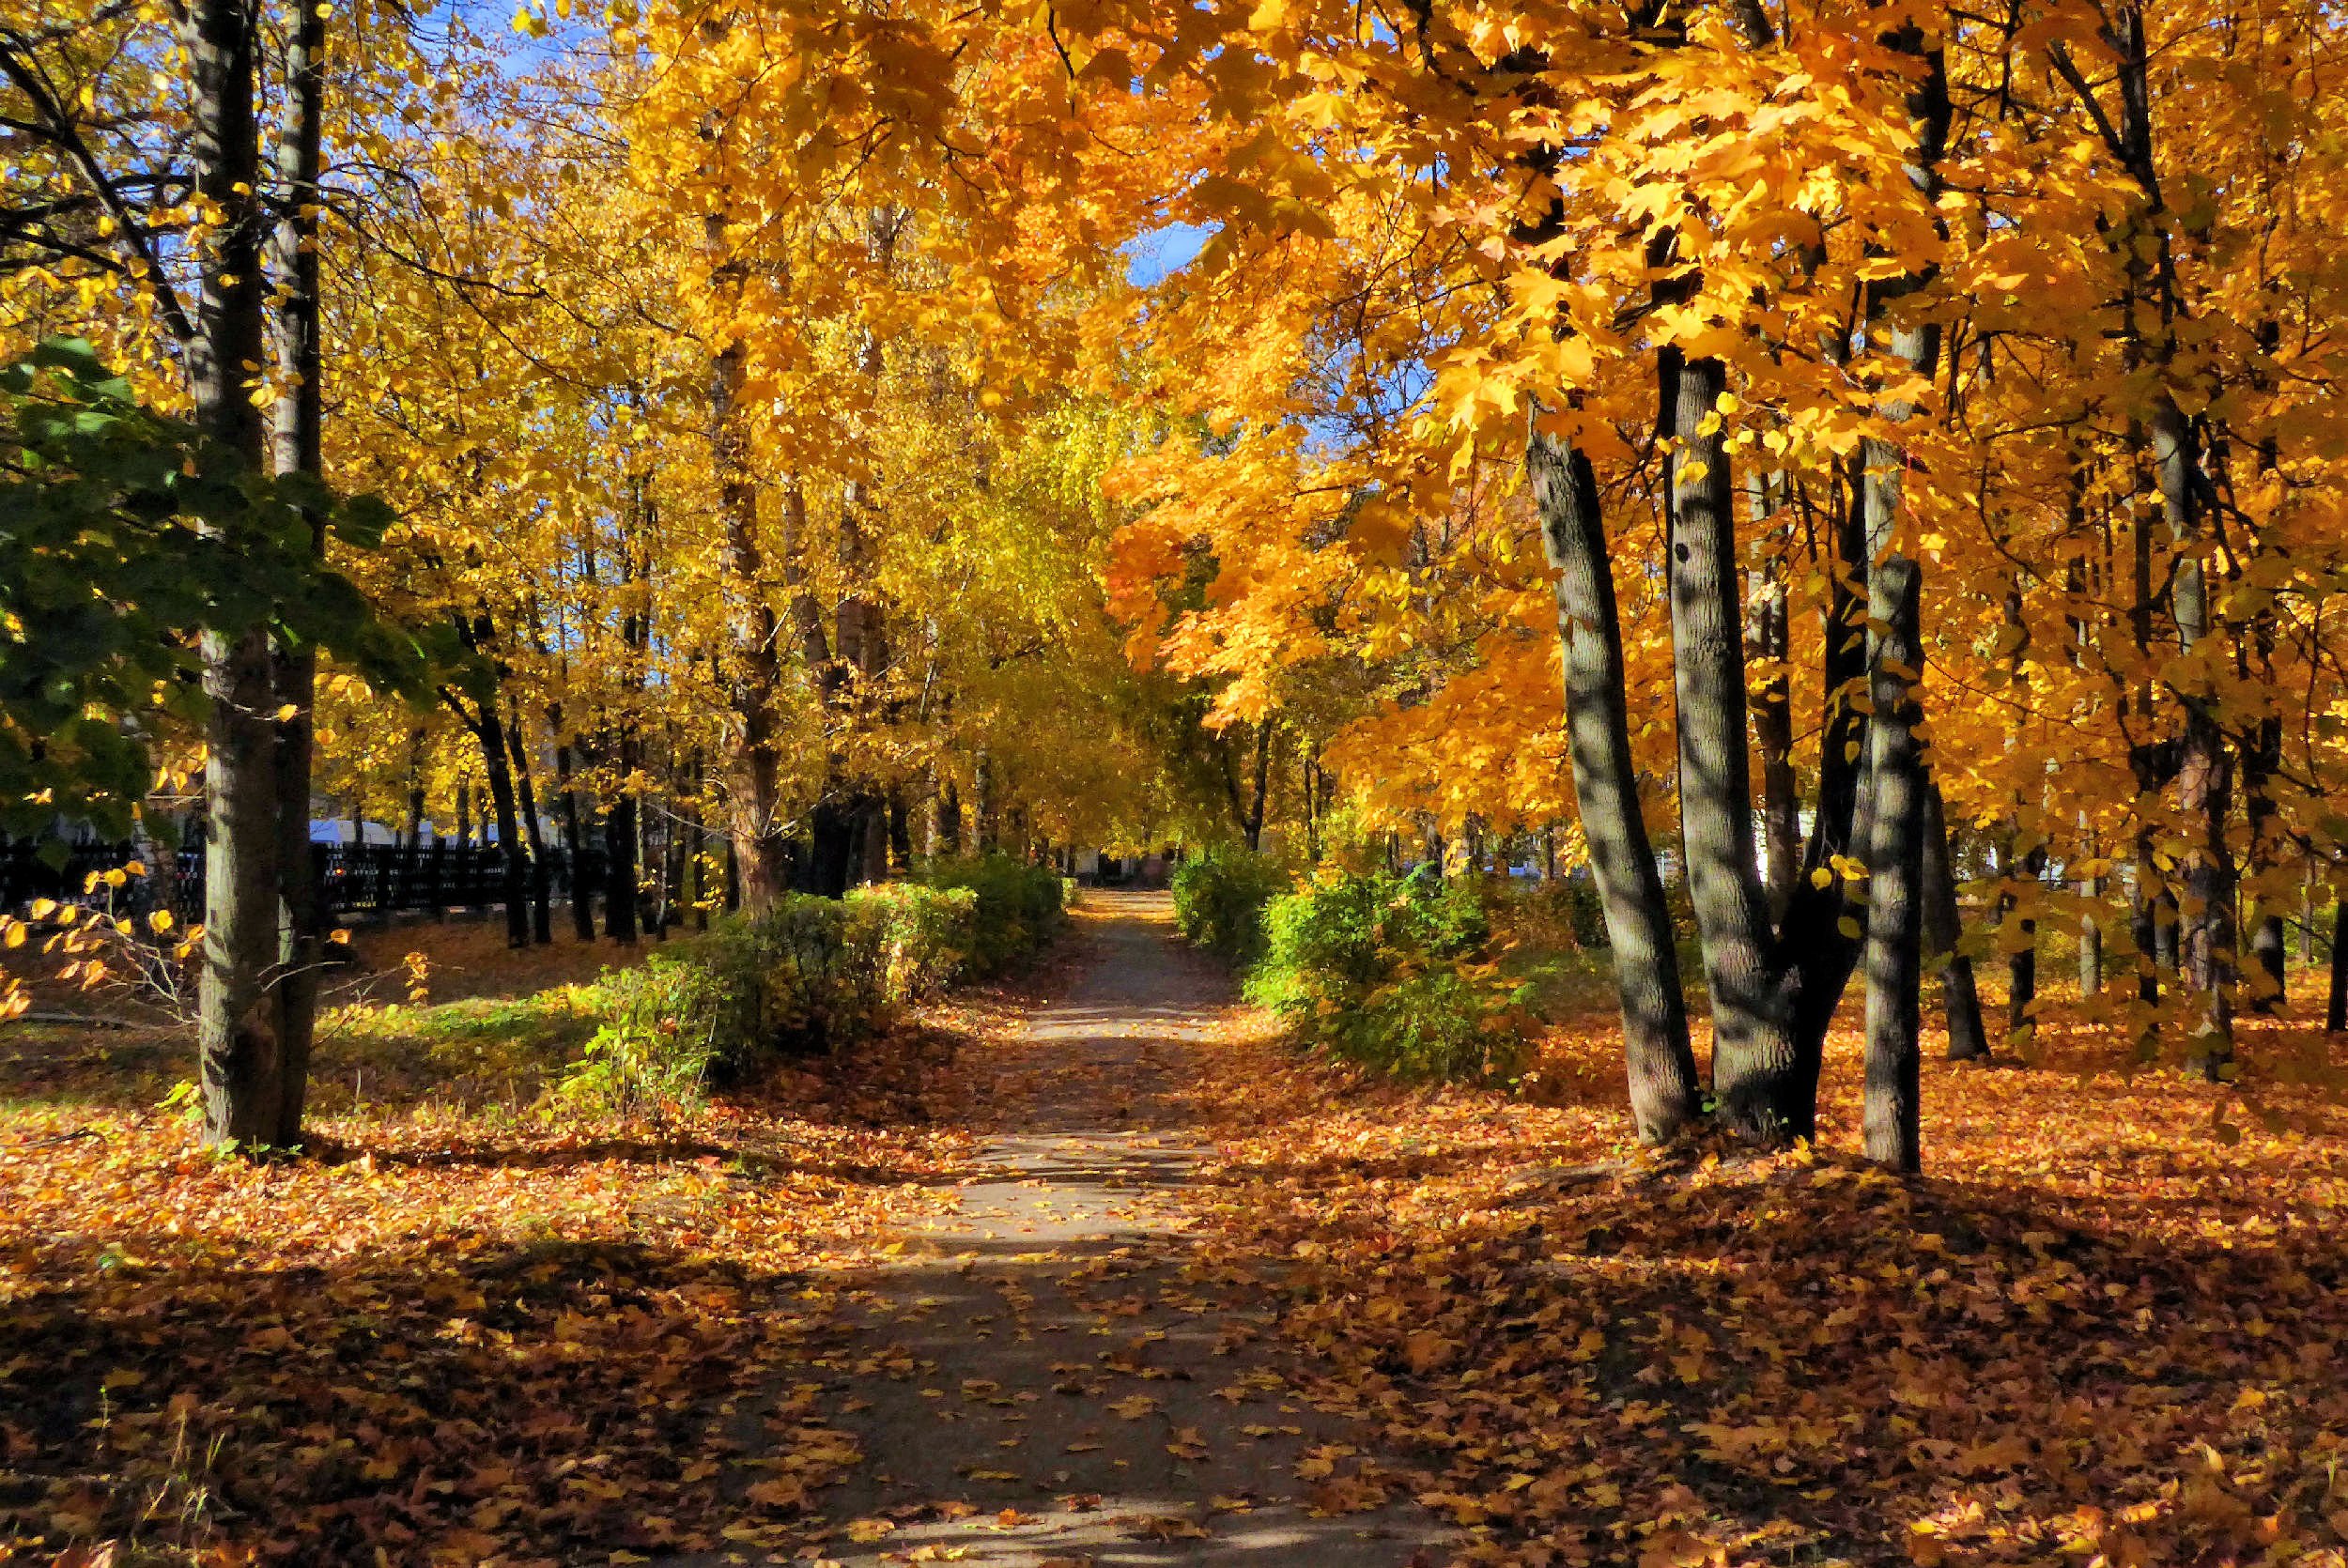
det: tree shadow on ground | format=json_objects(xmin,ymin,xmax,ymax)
[
  {"xmin": 0, "ymin": 1237, "xmax": 861, "ymax": 1564},
  {"xmin": 1227, "ymin": 1134, "xmax": 2348, "ymax": 1565}
]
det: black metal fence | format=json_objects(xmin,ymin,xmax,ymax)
[{"xmin": 1, "ymin": 839, "xmax": 608, "ymax": 924}]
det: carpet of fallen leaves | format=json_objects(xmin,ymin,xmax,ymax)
[
  {"xmin": 0, "ymin": 928, "xmax": 981, "ymax": 1565},
  {"xmin": 11, "ymin": 908, "xmax": 2348, "ymax": 1568},
  {"xmin": 1177, "ymin": 1001, "xmax": 2348, "ymax": 1568}
]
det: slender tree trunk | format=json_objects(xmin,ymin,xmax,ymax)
[
  {"xmin": 188, "ymin": 0, "xmax": 283, "ymax": 1149},
  {"xmin": 553, "ymin": 729, "xmax": 596, "ymax": 941},
  {"xmin": 508, "ymin": 705, "xmax": 552, "ymax": 945},
  {"xmin": 264, "ymin": 0, "xmax": 328, "ymax": 1149},
  {"xmin": 1856, "ymin": 19, "xmax": 1948, "ymax": 1172},
  {"xmin": 1861, "ymin": 542, "xmax": 1924, "ymax": 1172},
  {"xmin": 1746, "ymin": 482, "xmax": 1800, "ymax": 922},
  {"xmin": 1244, "ymin": 719, "xmax": 1272, "ymax": 852},
  {"xmin": 456, "ymin": 706, "xmax": 530, "ymax": 948},
  {"xmin": 2328, "ymin": 897, "xmax": 2346, "ymax": 1034},
  {"xmin": 1925, "ymin": 784, "xmax": 1990, "ymax": 1062},
  {"xmin": 1530, "ymin": 409, "xmax": 1700, "ymax": 1143},
  {"xmin": 2005, "ymin": 843, "xmax": 2042, "ymax": 1040}
]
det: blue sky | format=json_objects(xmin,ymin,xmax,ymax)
[{"xmin": 1123, "ymin": 223, "xmax": 1214, "ymax": 286}]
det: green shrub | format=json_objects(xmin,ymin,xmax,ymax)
[
  {"xmin": 559, "ymin": 955, "xmax": 726, "ymax": 1117},
  {"xmin": 1171, "ymin": 846, "xmax": 1290, "ymax": 968},
  {"xmin": 1247, "ymin": 867, "xmax": 1531, "ymax": 1084},
  {"xmin": 921, "ymin": 854, "xmax": 1064, "ymax": 976},
  {"xmin": 849, "ymin": 883, "xmax": 979, "ymax": 1001},
  {"xmin": 559, "ymin": 874, "xmax": 1041, "ymax": 1102}
]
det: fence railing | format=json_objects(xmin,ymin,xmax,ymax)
[{"xmin": 1, "ymin": 840, "xmax": 609, "ymax": 924}]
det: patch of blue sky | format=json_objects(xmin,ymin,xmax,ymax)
[{"xmin": 1121, "ymin": 222, "xmax": 1215, "ymax": 286}]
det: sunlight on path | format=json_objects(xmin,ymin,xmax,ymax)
[{"xmin": 796, "ymin": 891, "xmax": 1451, "ymax": 1566}]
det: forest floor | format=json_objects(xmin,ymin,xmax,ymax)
[{"xmin": 4, "ymin": 894, "xmax": 2348, "ymax": 1566}]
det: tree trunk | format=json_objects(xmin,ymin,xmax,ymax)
[
  {"xmin": 459, "ymin": 707, "xmax": 530, "ymax": 948},
  {"xmin": 2328, "ymin": 897, "xmax": 2346, "ymax": 1034},
  {"xmin": 1746, "ymin": 480, "xmax": 1800, "ymax": 922},
  {"xmin": 2243, "ymin": 715, "xmax": 2287, "ymax": 1011},
  {"xmin": 708, "ymin": 313, "xmax": 792, "ymax": 912},
  {"xmin": 1669, "ymin": 354, "xmax": 1803, "ymax": 1141},
  {"xmin": 264, "ymin": 0, "xmax": 328, "ymax": 1149},
  {"xmin": 554, "ymin": 730, "xmax": 597, "ymax": 941},
  {"xmin": 938, "ymin": 780, "xmax": 963, "ymax": 856},
  {"xmin": 603, "ymin": 780, "xmax": 639, "ymax": 944},
  {"xmin": 808, "ymin": 797, "xmax": 859, "ymax": 898},
  {"xmin": 1924, "ymin": 784, "xmax": 1990, "ymax": 1062},
  {"xmin": 188, "ymin": 0, "xmax": 282, "ymax": 1149},
  {"xmin": 888, "ymin": 792, "xmax": 912, "ymax": 871},
  {"xmin": 2005, "ymin": 843, "xmax": 2042, "ymax": 1041},
  {"xmin": 508, "ymin": 705, "xmax": 552, "ymax": 945},
  {"xmin": 1244, "ymin": 718, "xmax": 1272, "ymax": 853},
  {"xmin": 1861, "ymin": 539, "xmax": 1923, "ymax": 1172},
  {"xmin": 1529, "ymin": 408, "xmax": 1700, "ymax": 1144}
]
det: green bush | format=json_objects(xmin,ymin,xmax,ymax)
[
  {"xmin": 563, "ymin": 882, "xmax": 997, "ymax": 1108},
  {"xmin": 850, "ymin": 883, "xmax": 979, "ymax": 1001},
  {"xmin": 559, "ymin": 954, "xmax": 727, "ymax": 1118},
  {"xmin": 1171, "ymin": 846, "xmax": 1290, "ymax": 968},
  {"xmin": 921, "ymin": 854, "xmax": 1065, "ymax": 976},
  {"xmin": 1246, "ymin": 867, "xmax": 1531, "ymax": 1084}
]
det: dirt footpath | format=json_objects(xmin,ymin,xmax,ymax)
[{"xmin": 803, "ymin": 890, "xmax": 1452, "ymax": 1566}]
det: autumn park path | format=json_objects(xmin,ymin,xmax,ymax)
[{"xmin": 797, "ymin": 890, "xmax": 1451, "ymax": 1566}]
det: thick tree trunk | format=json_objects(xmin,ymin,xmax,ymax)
[
  {"xmin": 1669, "ymin": 355, "xmax": 1805, "ymax": 1142},
  {"xmin": 708, "ymin": 316, "xmax": 792, "ymax": 912},
  {"xmin": 808, "ymin": 797, "xmax": 859, "ymax": 898},
  {"xmin": 1529, "ymin": 408, "xmax": 1702, "ymax": 1144},
  {"xmin": 187, "ymin": 0, "xmax": 283, "ymax": 1149},
  {"xmin": 975, "ymin": 750, "xmax": 998, "ymax": 853},
  {"xmin": 264, "ymin": 0, "xmax": 328, "ymax": 1149},
  {"xmin": 938, "ymin": 780, "xmax": 963, "ymax": 856},
  {"xmin": 603, "ymin": 779, "xmax": 639, "ymax": 944},
  {"xmin": 2162, "ymin": 402, "xmax": 2233, "ymax": 1076}
]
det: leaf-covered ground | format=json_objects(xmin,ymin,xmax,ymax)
[
  {"xmin": 5, "ymin": 903, "xmax": 2348, "ymax": 1566},
  {"xmin": 1182, "ymin": 1005, "xmax": 2348, "ymax": 1566},
  {"xmin": 0, "ymin": 922, "xmax": 978, "ymax": 1565}
]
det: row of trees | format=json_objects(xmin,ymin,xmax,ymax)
[
  {"xmin": 9, "ymin": 0, "xmax": 2345, "ymax": 1165},
  {"xmin": 1104, "ymin": 0, "xmax": 2348, "ymax": 1167}
]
